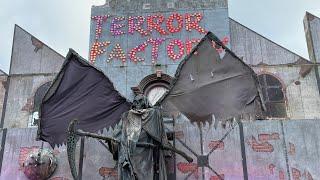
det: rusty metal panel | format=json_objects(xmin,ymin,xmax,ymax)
[
  {"xmin": 243, "ymin": 120, "xmax": 289, "ymax": 180},
  {"xmin": 174, "ymin": 116, "xmax": 243, "ymax": 179},
  {"xmin": 0, "ymin": 128, "xmax": 80, "ymax": 179},
  {"xmin": 230, "ymin": 19, "xmax": 304, "ymax": 65},
  {"xmin": 283, "ymin": 120, "xmax": 320, "ymax": 179},
  {"xmin": 10, "ymin": 25, "xmax": 64, "ymax": 75},
  {"xmin": 3, "ymin": 75, "xmax": 55, "ymax": 128}
]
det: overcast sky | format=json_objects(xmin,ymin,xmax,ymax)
[{"xmin": 0, "ymin": 0, "xmax": 319, "ymax": 73}]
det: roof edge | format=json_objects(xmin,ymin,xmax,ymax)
[
  {"xmin": 14, "ymin": 24, "xmax": 65, "ymax": 60},
  {"xmin": 229, "ymin": 17, "xmax": 310, "ymax": 61}
]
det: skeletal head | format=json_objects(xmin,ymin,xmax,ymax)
[{"xmin": 132, "ymin": 94, "xmax": 152, "ymax": 110}]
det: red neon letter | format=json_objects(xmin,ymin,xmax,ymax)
[
  {"xmin": 110, "ymin": 16, "xmax": 126, "ymax": 36},
  {"xmin": 128, "ymin": 16, "xmax": 149, "ymax": 36},
  {"xmin": 147, "ymin": 38, "xmax": 166, "ymax": 64},
  {"xmin": 128, "ymin": 42, "xmax": 148, "ymax": 63},
  {"xmin": 185, "ymin": 39, "xmax": 201, "ymax": 54},
  {"xmin": 167, "ymin": 39, "xmax": 184, "ymax": 61},
  {"xmin": 92, "ymin": 15, "xmax": 110, "ymax": 40},
  {"xmin": 185, "ymin": 13, "xmax": 207, "ymax": 34},
  {"xmin": 89, "ymin": 41, "xmax": 110, "ymax": 64},
  {"xmin": 166, "ymin": 13, "xmax": 183, "ymax": 33},
  {"xmin": 147, "ymin": 14, "xmax": 168, "ymax": 35}
]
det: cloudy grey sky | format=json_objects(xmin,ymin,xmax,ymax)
[{"xmin": 0, "ymin": 0, "xmax": 319, "ymax": 73}]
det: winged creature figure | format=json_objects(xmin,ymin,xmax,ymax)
[{"xmin": 37, "ymin": 32, "xmax": 264, "ymax": 180}]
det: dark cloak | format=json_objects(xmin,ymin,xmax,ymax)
[{"xmin": 110, "ymin": 107, "xmax": 169, "ymax": 180}]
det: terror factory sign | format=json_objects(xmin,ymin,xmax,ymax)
[{"xmin": 89, "ymin": 12, "xmax": 229, "ymax": 64}]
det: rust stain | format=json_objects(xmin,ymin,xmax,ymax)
[
  {"xmin": 288, "ymin": 142, "xmax": 296, "ymax": 156},
  {"xmin": 99, "ymin": 167, "xmax": 118, "ymax": 177},
  {"xmin": 49, "ymin": 177, "xmax": 70, "ymax": 180},
  {"xmin": 247, "ymin": 136, "xmax": 274, "ymax": 153},
  {"xmin": 175, "ymin": 130, "xmax": 184, "ymax": 138},
  {"xmin": 210, "ymin": 174, "xmax": 224, "ymax": 180},
  {"xmin": 177, "ymin": 162, "xmax": 198, "ymax": 178},
  {"xmin": 279, "ymin": 170, "xmax": 285, "ymax": 180},
  {"xmin": 208, "ymin": 140, "xmax": 224, "ymax": 150},
  {"xmin": 21, "ymin": 98, "xmax": 34, "ymax": 112},
  {"xmin": 268, "ymin": 164, "xmax": 276, "ymax": 175},
  {"xmin": 292, "ymin": 168, "xmax": 301, "ymax": 180},
  {"xmin": 31, "ymin": 36, "xmax": 44, "ymax": 52}
]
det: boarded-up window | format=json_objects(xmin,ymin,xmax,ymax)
[
  {"xmin": 258, "ymin": 74, "xmax": 287, "ymax": 118},
  {"xmin": 28, "ymin": 81, "xmax": 51, "ymax": 127}
]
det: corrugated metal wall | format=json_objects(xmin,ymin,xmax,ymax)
[{"xmin": 0, "ymin": 119, "xmax": 319, "ymax": 179}]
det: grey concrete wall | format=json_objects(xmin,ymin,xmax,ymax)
[
  {"xmin": 89, "ymin": 0, "xmax": 230, "ymax": 101},
  {"xmin": 2, "ymin": 26, "xmax": 64, "ymax": 128}
]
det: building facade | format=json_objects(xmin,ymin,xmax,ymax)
[{"xmin": 0, "ymin": 0, "xmax": 319, "ymax": 179}]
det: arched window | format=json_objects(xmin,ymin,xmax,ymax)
[
  {"xmin": 131, "ymin": 73, "xmax": 173, "ymax": 105},
  {"xmin": 258, "ymin": 74, "xmax": 287, "ymax": 118},
  {"xmin": 28, "ymin": 81, "xmax": 52, "ymax": 127}
]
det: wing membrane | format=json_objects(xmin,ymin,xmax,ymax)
[
  {"xmin": 37, "ymin": 49, "xmax": 131, "ymax": 147},
  {"xmin": 158, "ymin": 32, "xmax": 263, "ymax": 124}
]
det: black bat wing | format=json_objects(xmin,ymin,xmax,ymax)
[
  {"xmin": 157, "ymin": 32, "xmax": 264, "ymax": 125},
  {"xmin": 37, "ymin": 49, "xmax": 131, "ymax": 147}
]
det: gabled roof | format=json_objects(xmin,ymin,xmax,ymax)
[
  {"xmin": 0, "ymin": 69, "xmax": 8, "ymax": 76},
  {"xmin": 305, "ymin": 12, "xmax": 320, "ymax": 22},
  {"xmin": 229, "ymin": 18, "xmax": 309, "ymax": 65},
  {"xmin": 9, "ymin": 25, "xmax": 65, "ymax": 75}
]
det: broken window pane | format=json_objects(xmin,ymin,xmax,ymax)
[{"xmin": 258, "ymin": 74, "xmax": 286, "ymax": 118}]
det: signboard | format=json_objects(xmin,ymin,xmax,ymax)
[
  {"xmin": 89, "ymin": 12, "xmax": 229, "ymax": 65},
  {"xmin": 89, "ymin": 2, "xmax": 230, "ymax": 98}
]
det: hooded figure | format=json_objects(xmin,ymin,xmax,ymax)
[{"xmin": 109, "ymin": 94, "xmax": 169, "ymax": 180}]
